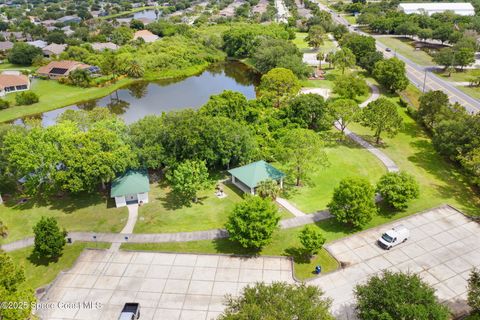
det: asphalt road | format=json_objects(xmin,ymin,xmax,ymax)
[{"xmin": 317, "ymin": 3, "xmax": 480, "ymax": 114}]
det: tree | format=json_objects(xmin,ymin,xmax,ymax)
[
  {"xmin": 299, "ymin": 225, "xmax": 326, "ymax": 257},
  {"xmin": 101, "ymin": 52, "xmax": 125, "ymax": 80},
  {"xmin": 333, "ymin": 74, "xmax": 369, "ymax": 100},
  {"xmin": 433, "ymin": 24, "xmax": 453, "ymax": 44},
  {"xmin": 355, "ymin": 271, "xmax": 450, "ymax": 320},
  {"xmin": 434, "ymin": 48, "xmax": 455, "ymax": 70},
  {"xmin": 199, "ymin": 90, "xmax": 249, "ymax": 122},
  {"xmin": 7, "ymin": 42, "xmax": 42, "ymax": 66},
  {"xmin": 339, "ymin": 33, "xmax": 376, "ymax": 62},
  {"xmin": 15, "ymin": 91, "xmax": 39, "ymax": 105},
  {"xmin": 373, "ymin": 58, "xmax": 409, "ymax": 93},
  {"xmin": 325, "ymin": 51, "xmax": 335, "ymax": 69},
  {"xmin": 468, "ymin": 268, "xmax": 480, "ymax": 314},
  {"xmin": 361, "ymin": 98, "xmax": 403, "ymax": 144},
  {"xmin": 125, "ymin": 60, "xmax": 144, "ymax": 78},
  {"xmin": 167, "ymin": 160, "xmax": 209, "ymax": 203},
  {"xmin": 225, "ymin": 196, "xmax": 280, "ymax": 249},
  {"xmin": 277, "ymin": 128, "xmax": 328, "ymax": 186},
  {"xmin": 418, "ymin": 90, "xmax": 450, "ymax": 130},
  {"xmin": 0, "ymin": 253, "xmax": 35, "ymax": 320},
  {"xmin": 281, "ymin": 93, "xmax": 331, "ymax": 131},
  {"xmin": 258, "ymin": 68, "xmax": 301, "ymax": 108},
  {"xmin": 306, "ymin": 25, "xmax": 325, "ymax": 49},
  {"xmin": 316, "ymin": 51, "xmax": 325, "ymax": 69},
  {"xmin": 111, "ymin": 26, "xmax": 134, "ymax": 45},
  {"xmin": 219, "ymin": 282, "xmax": 334, "ymax": 320},
  {"xmin": 332, "ymin": 48, "xmax": 356, "ymax": 74},
  {"xmin": 418, "ymin": 28, "xmax": 433, "ymax": 42},
  {"xmin": 130, "ymin": 19, "xmax": 145, "ymax": 30},
  {"xmin": 33, "ymin": 216, "xmax": 67, "ymax": 258},
  {"xmin": 328, "ymin": 98, "xmax": 360, "ymax": 133},
  {"xmin": 358, "ymin": 51, "xmax": 384, "ymax": 75},
  {"xmin": 327, "ymin": 177, "xmax": 376, "ymax": 228},
  {"xmin": 68, "ymin": 69, "xmax": 91, "ymax": 87},
  {"xmin": 376, "ymin": 172, "xmax": 419, "ymax": 210},
  {"xmin": 0, "ymin": 220, "xmax": 7, "ymax": 238},
  {"xmin": 0, "ymin": 99, "xmax": 10, "ymax": 110},
  {"xmin": 454, "ymin": 47, "xmax": 475, "ymax": 70},
  {"xmin": 256, "ymin": 179, "xmax": 281, "ymax": 200},
  {"xmin": 462, "ymin": 148, "xmax": 480, "ymax": 188}
]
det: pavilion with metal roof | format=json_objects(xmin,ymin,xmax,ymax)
[{"xmin": 227, "ymin": 160, "xmax": 285, "ymax": 195}]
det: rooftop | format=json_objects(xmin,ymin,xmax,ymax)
[
  {"xmin": 111, "ymin": 170, "xmax": 150, "ymax": 197},
  {"xmin": 0, "ymin": 73, "xmax": 29, "ymax": 89},
  {"xmin": 399, "ymin": 2, "xmax": 475, "ymax": 11},
  {"xmin": 228, "ymin": 160, "xmax": 285, "ymax": 189}
]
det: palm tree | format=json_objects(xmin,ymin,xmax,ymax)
[
  {"xmin": 316, "ymin": 52, "xmax": 325, "ymax": 70},
  {"xmin": 325, "ymin": 52, "xmax": 335, "ymax": 69},
  {"xmin": 126, "ymin": 60, "xmax": 144, "ymax": 78},
  {"xmin": 257, "ymin": 180, "xmax": 281, "ymax": 200}
]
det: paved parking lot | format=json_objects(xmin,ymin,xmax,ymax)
[
  {"xmin": 311, "ymin": 205, "xmax": 480, "ymax": 319},
  {"xmin": 37, "ymin": 251, "xmax": 293, "ymax": 320}
]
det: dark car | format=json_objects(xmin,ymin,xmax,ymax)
[
  {"xmin": 118, "ymin": 303, "xmax": 140, "ymax": 320},
  {"xmin": 385, "ymin": 48, "xmax": 392, "ymax": 52}
]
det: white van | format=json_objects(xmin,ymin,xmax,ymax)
[{"xmin": 377, "ymin": 225, "xmax": 409, "ymax": 250}]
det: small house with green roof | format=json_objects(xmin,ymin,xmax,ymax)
[
  {"xmin": 228, "ymin": 160, "xmax": 285, "ymax": 195},
  {"xmin": 111, "ymin": 170, "xmax": 150, "ymax": 207}
]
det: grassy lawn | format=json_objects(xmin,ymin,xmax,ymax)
[
  {"xmin": 343, "ymin": 14, "xmax": 356, "ymax": 25},
  {"xmin": 283, "ymin": 138, "xmax": 386, "ymax": 213},
  {"xmin": 134, "ymin": 181, "xmax": 293, "ymax": 234},
  {"xmin": 9, "ymin": 242, "xmax": 110, "ymax": 290},
  {"xmin": 124, "ymin": 223, "xmax": 339, "ymax": 280},
  {"xmin": 376, "ymin": 37, "xmax": 435, "ymax": 66},
  {"xmin": 434, "ymin": 68, "xmax": 480, "ymax": 83},
  {"xmin": 292, "ymin": 32, "xmax": 337, "ymax": 54},
  {"xmin": 0, "ymin": 193, "xmax": 128, "ymax": 244},
  {"xmin": 457, "ymin": 85, "xmax": 480, "ymax": 99},
  {"xmin": 0, "ymin": 63, "xmax": 36, "ymax": 71},
  {"xmin": 0, "ymin": 78, "xmax": 133, "ymax": 123},
  {"xmin": 348, "ymin": 101, "xmax": 480, "ymax": 216}
]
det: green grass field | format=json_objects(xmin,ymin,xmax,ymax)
[
  {"xmin": 9, "ymin": 242, "xmax": 110, "ymax": 290},
  {"xmin": 134, "ymin": 181, "xmax": 292, "ymax": 234},
  {"xmin": 343, "ymin": 15, "xmax": 356, "ymax": 25},
  {"xmin": 0, "ymin": 63, "xmax": 36, "ymax": 71},
  {"xmin": 292, "ymin": 32, "xmax": 337, "ymax": 54},
  {"xmin": 0, "ymin": 193, "xmax": 128, "ymax": 244},
  {"xmin": 124, "ymin": 223, "xmax": 339, "ymax": 280},
  {"xmin": 284, "ymin": 139, "xmax": 386, "ymax": 213},
  {"xmin": 348, "ymin": 103, "xmax": 480, "ymax": 216},
  {"xmin": 435, "ymin": 69, "xmax": 480, "ymax": 83},
  {"xmin": 376, "ymin": 37, "xmax": 435, "ymax": 66},
  {"xmin": 457, "ymin": 86, "xmax": 480, "ymax": 99}
]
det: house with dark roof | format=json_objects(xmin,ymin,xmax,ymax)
[
  {"xmin": 0, "ymin": 71, "xmax": 30, "ymax": 96},
  {"xmin": 37, "ymin": 60, "xmax": 91, "ymax": 79}
]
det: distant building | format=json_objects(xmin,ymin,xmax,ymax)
[
  {"xmin": 42, "ymin": 43, "xmax": 67, "ymax": 57},
  {"xmin": 111, "ymin": 170, "xmax": 150, "ymax": 207},
  {"xmin": 133, "ymin": 29, "xmax": 159, "ymax": 43},
  {"xmin": 398, "ymin": 2, "xmax": 475, "ymax": 16},
  {"xmin": 0, "ymin": 71, "xmax": 30, "ymax": 96},
  {"xmin": 91, "ymin": 42, "xmax": 119, "ymax": 51},
  {"xmin": 27, "ymin": 40, "xmax": 48, "ymax": 49},
  {"xmin": 0, "ymin": 41, "xmax": 13, "ymax": 52},
  {"xmin": 37, "ymin": 60, "xmax": 91, "ymax": 79}
]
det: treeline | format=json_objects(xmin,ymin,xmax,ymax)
[{"xmin": 415, "ymin": 91, "xmax": 480, "ymax": 187}]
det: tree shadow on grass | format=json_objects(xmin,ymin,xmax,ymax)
[
  {"xmin": 408, "ymin": 139, "xmax": 480, "ymax": 215},
  {"xmin": 159, "ymin": 190, "xmax": 208, "ymax": 211},
  {"xmin": 284, "ymin": 247, "xmax": 310, "ymax": 264},
  {"xmin": 212, "ymin": 238, "xmax": 261, "ymax": 256},
  {"xmin": 27, "ymin": 250, "xmax": 60, "ymax": 267}
]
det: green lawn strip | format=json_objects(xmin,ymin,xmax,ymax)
[
  {"xmin": 283, "ymin": 139, "xmax": 386, "ymax": 213},
  {"xmin": 134, "ymin": 181, "xmax": 292, "ymax": 234},
  {"xmin": 456, "ymin": 85, "xmax": 480, "ymax": 100},
  {"xmin": 434, "ymin": 69, "xmax": 480, "ymax": 83},
  {"xmin": 343, "ymin": 15, "xmax": 356, "ymax": 25},
  {"xmin": 123, "ymin": 224, "xmax": 339, "ymax": 280},
  {"xmin": 292, "ymin": 32, "xmax": 337, "ymax": 54},
  {"xmin": 0, "ymin": 193, "xmax": 128, "ymax": 244},
  {"xmin": 0, "ymin": 63, "xmax": 36, "ymax": 71},
  {"xmin": 348, "ymin": 100, "xmax": 480, "ymax": 216},
  {"xmin": 9, "ymin": 242, "xmax": 110, "ymax": 290},
  {"xmin": 376, "ymin": 37, "xmax": 434, "ymax": 66}
]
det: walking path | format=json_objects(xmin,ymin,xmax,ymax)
[
  {"xmin": 276, "ymin": 197, "xmax": 306, "ymax": 217},
  {"xmin": 360, "ymin": 83, "xmax": 380, "ymax": 108},
  {"xmin": 0, "ymin": 211, "xmax": 333, "ymax": 252},
  {"xmin": 110, "ymin": 204, "xmax": 138, "ymax": 251}
]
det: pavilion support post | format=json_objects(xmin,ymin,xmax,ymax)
[
  {"xmin": 250, "ymin": 188, "xmax": 254, "ymax": 195},
  {"xmin": 280, "ymin": 178, "xmax": 283, "ymax": 189}
]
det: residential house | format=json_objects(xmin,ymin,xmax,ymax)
[
  {"xmin": 0, "ymin": 31, "xmax": 29, "ymax": 41},
  {"xmin": 37, "ymin": 60, "xmax": 91, "ymax": 79},
  {"xmin": 0, "ymin": 41, "xmax": 13, "ymax": 52},
  {"xmin": 133, "ymin": 29, "xmax": 159, "ymax": 43},
  {"xmin": 42, "ymin": 43, "xmax": 67, "ymax": 57},
  {"xmin": 27, "ymin": 40, "xmax": 47, "ymax": 49},
  {"xmin": 61, "ymin": 26, "xmax": 74, "ymax": 37},
  {"xmin": 0, "ymin": 71, "xmax": 30, "ymax": 96},
  {"xmin": 91, "ymin": 42, "xmax": 119, "ymax": 51},
  {"xmin": 56, "ymin": 15, "xmax": 82, "ymax": 24}
]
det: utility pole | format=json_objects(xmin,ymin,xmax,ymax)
[{"xmin": 422, "ymin": 69, "xmax": 427, "ymax": 93}]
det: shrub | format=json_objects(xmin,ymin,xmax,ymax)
[
  {"xmin": 0, "ymin": 99, "xmax": 10, "ymax": 110},
  {"xmin": 468, "ymin": 268, "xmax": 480, "ymax": 315},
  {"xmin": 15, "ymin": 91, "xmax": 39, "ymax": 105},
  {"xmin": 299, "ymin": 225, "xmax": 326, "ymax": 257},
  {"xmin": 33, "ymin": 216, "xmax": 67, "ymax": 258}
]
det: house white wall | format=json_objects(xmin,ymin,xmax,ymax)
[
  {"xmin": 114, "ymin": 192, "xmax": 149, "ymax": 207},
  {"xmin": 138, "ymin": 192, "xmax": 149, "ymax": 204},
  {"xmin": 115, "ymin": 196, "xmax": 127, "ymax": 208}
]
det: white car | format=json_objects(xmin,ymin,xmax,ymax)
[{"xmin": 377, "ymin": 225, "xmax": 409, "ymax": 250}]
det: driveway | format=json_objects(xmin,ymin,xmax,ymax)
[
  {"xmin": 37, "ymin": 252, "xmax": 293, "ymax": 320},
  {"xmin": 311, "ymin": 205, "xmax": 480, "ymax": 319}
]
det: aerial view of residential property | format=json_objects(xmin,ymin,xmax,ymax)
[{"xmin": 0, "ymin": 0, "xmax": 480, "ymax": 318}]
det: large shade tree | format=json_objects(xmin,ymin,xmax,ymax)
[
  {"xmin": 166, "ymin": 160, "xmax": 210, "ymax": 203},
  {"xmin": 361, "ymin": 98, "xmax": 403, "ymax": 144},
  {"xmin": 258, "ymin": 68, "xmax": 301, "ymax": 108}
]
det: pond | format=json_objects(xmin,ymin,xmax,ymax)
[{"xmin": 16, "ymin": 61, "xmax": 259, "ymax": 126}]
